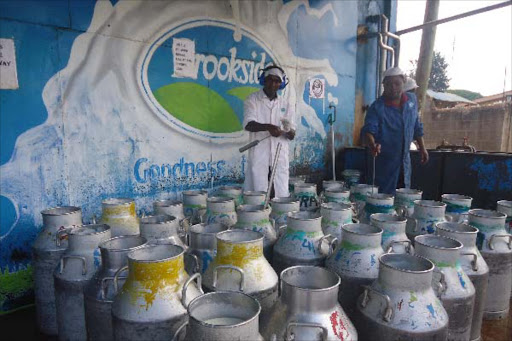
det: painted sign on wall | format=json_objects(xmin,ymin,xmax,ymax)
[{"xmin": 0, "ymin": 0, "xmax": 359, "ymax": 313}]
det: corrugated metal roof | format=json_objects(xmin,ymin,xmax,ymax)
[{"xmin": 427, "ymin": 90, "xmax": 476, "ymax": 104}]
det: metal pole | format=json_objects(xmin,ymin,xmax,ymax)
[
  {"xmin": 264, "ymin": 143, "xmax": 282, "ymax": 210},
  {"xmin": 396, "ymin": 1, "xmax": 512, "ymax": 35},
  {"xmin": 416, "ymin": 0, "xmax": 440, "ymax": 114}
]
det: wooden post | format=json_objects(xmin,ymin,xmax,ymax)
[{"xmin": 416, "ymin": 0, "xmax": 440, "ymax": 114}]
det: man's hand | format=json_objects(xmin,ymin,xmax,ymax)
[
  {"xmin": 420, "ymin": 148, "xmax": 429, "ymax": 164},
  {"xmin": 369, "ymin": 143, "xmax": 381, "ymax": 157},
  {"xmin": 266, "ymin": 124, "xmax": 282, "ymax": 137},
  {"xmin": 285, "ymin": 130, "xmax": 295, "ymax": 140}
]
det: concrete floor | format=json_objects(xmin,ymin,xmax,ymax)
[{"xmin": 0, "ymin": 300, "xmax": 511, "ymax": 340}]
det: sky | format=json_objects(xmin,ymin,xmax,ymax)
[{"xmin": 397, "ymin": 0, "xmax": 512, "ymax": 96}]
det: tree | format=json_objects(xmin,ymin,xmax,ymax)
[
  {"xmin": 408, "ymin": 50, "xmax": 451, "ymax": 92},
  {"xmin": 446, "ymin": 89, "xmax": 483, "ymax": 101}
]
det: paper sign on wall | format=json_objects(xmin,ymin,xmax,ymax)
[
  {"xmin": 309, "ymin": 78, "xmax": 325, "ymax": 99},
  {"xmin": 0, "ymin": 38, "xmax": 19, "ymax": 89},
  {"xmin": 172, "ymin": 38, "xmax": 196, "ymax": 79}
]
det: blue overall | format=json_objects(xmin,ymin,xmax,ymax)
[{"xmin": 361, "ymin": 93, "xmax": 424, "ymax": 194}]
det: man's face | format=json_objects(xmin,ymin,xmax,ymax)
[
  {"xmin": 264, "ymin": 75, "xmax": 282, "ymax": 95},
  {"xmin": 383, "ymin": 75, "xmax": 404, "ymax": 100}
]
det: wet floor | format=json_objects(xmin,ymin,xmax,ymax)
[
  {"xmin": 481, "ymin": 302, "xmax": 512, "ymax": 341},
  {"xmin": 0, "ymin": 300, "xmax": 511, "ymax": 340}
]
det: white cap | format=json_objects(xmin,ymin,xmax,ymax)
[
  {"xmin": 404, "ymin": 77, "xmax": 419, "ymax": 91},
  {"xmin": 382, "ymin": 67, "xmax": 406, "ymax": 80},
  {"xmin": 264, "ymin": 67, "xmax": 284, "ymax": 82}
]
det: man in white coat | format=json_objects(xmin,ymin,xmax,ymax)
[{"xmin": 243, "ymin": 65, "xmax": 296, "ymax": 197}]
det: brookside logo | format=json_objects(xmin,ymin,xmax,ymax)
[{"xmin": 140, "ymin": 18, "xmax": 280, "ymax": 142}]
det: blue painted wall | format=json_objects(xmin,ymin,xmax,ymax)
[{"xmin": 0, "ymin": 0, "xmax": 389, "ymax": 312}]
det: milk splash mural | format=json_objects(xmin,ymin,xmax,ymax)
[{"xmin": 0, "ymin": 0, "xmax": 358, "ymax": 312}]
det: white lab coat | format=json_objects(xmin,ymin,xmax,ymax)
[{"xmin": 243, "ymin": 90, "xmax": 296, "ymax": 197}]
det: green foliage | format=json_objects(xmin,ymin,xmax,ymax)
[
  {"xmin": 408, "ymin": 50, "xmax": 451, "ymax": 92},
  {"xmin": 446, "ymin": 89, "xmax": 483, "ymax": 101}
]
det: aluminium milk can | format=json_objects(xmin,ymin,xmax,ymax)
[
  {"xmin": 269, "ymin": 197, "xmax": 300, "ymax": 228},
  {"xmin": 234, "ymin": 204, "xmax": 276, "ymax": 261},
  {"xmin": 414, "ymin": 235, "xmax": 476, "ymax": 340},
  {"xmin": 180, "ymin": 292, "xmax": 264, "ymax": 341},
  {"xmin": 204, "ymin": 196, "xmax": 237, "ymax": 227},
  {"xmin": 324, "ymin": 187, "xmax": 351, "ymax": 204},
  {"xmin": 153, "ymin": 199, "xmax": 190, "ymax": 238},
  {"xmin": 216, "ymin": 185, "xmax": 243, "ymax": 207},
  {"xmin": 468, "ymin": 209, "xmax": 512, "ymax": 320},
  {"xmin": 321, "ymin": 202, "xmax": 354, "ymax": 240},
  {"xmin": 84, "ymin": 235, "xmax": 147, "ymax": 341},
  {"xmin": 362, "ymin": 193, "xmax": 395, "ymax": 224},
  {"xmin": 356, "ymin": 253, "xmax": 449, "ymax": 340},
  {"xmin": 261, "ymin": 266, "xmax": 357, "ymax": 341},
  {"xmin": 288, "ymin": 176, "xmax": 306, "ymax": 194},
  {"xmin": 112, "ymin": 244, "xmax": 203, "ymax": 340},
  {"xmin": 370, "ymin": 213, "xmax": 412, "ymax": 254},
  {"xmin": 202, "ymin": 230, "xmax": 279, "ymax": 316},
  {"xmin": 139, "ymin": 214, "xmax": 185, "ymax": 248},
  {"xmin": 294, "ymin": 183, "xmax": 320, "ymax": 211},
  {"xmin": 349, "ymin": 184, "xmax": 378, "ymax": 218},
  {"xmin": 100, "ymin": 198, "xmax": 139, "ymax": 236},
  {"xmin": 442, "ymin": 194, "xmax": 472, "ymax": 223},
  {"xmin": 182, "ymin": 190, "xmax": 208, "ymax": 224},
  {"xmin": 322, "ymin": 180, "xmax": 345, "ymax": 191},
  {"xmin": 496, "ymin": 200, "xmax": 512, "ymax": 298},
  {"xmin": 406, "ymin": 200, "xmax": 447, "ymax": 241},
  {"xmin": 342, "ymin": 169, "xmax": 361, "ymax": 188},
  {"xmin": 273, "ymin": 211, "xmax": 333, "ymax": 274},
  {"xmin": 243, "ymin": 191, "xmax": 266, "ymax": 205},
  {"xmin": 436, "ymin": 222, "xmax": 489, "ymax": 341},
  {"xmin": 54, "ymin": 224, "xmax": 111, "ymax": 341},
  {"xmin": 326, "ymin": 223, "xmax": 384, "ymax": 318},
  {"xmin": 395, "ymin": 188, "xmax": 423, "ymax": 217},
  {"xmin": 33, "ymin": 206, "xmax": 82, "ymax": 336},
  {"xmin": 497, "ymin": 200, "xmax": 512, "ymax": 234},
  {"xmin": 186, "ymin": 223, "xmax": 229, "ymax": 274}
]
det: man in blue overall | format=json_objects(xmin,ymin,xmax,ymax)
[{"xmin": 361, "ymin": 67, "xmax": 429, "ymax": 194}]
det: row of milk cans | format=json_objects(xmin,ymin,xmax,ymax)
[{"xmin": 32, "ymin": 182, "xmax": 512, "ymax": 340}]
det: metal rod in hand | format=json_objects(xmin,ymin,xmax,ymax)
[
  {"xmin": 372, "ymin": 155, "xmax": 376, "ymax": 195},
  {"xmin": 331, "ymin": 126, "xmax": 336, "ymax": 181},
  {"xmin": 239, "ymin": 135, "xmax": 271, "ymax": 153},
  {"xmin": 264, "ymin": 143, "xmax": 282, "ymax": 210}
]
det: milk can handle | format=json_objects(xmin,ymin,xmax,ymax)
[
  {"xmin": 433, "ymin": 268, "xmax": 447, "ymax": 296},
  {"xmin": 461, "ymin": 252, "xmax": 479, "ymax": 271},
  {"xmin": 319, "ymin": 234, "xmax": 337, "ymax": 257},
  {"xmin": 351, "ymin": 202, "xmax": 360, "ymax": 218},
  {"xmin": 59, "ymin": 255, "xmax": 87, "ymax": 275},
  {"xmin": 179, "ymin": 217, "xmax": 191, "ymax": 237},
  {"xmin": 360, "ymin": 286, "xmax": 393, "ymax": 322},
  {"xmin": 185, "ymin": 253, "xmax": 200, "ymax": 274},
  {"xmin": 277, "ymin": 225, "xmax": 287, "ymax": 237},
  {"xmin": 351, "ymin": 217, "xmax": 360, "ymax": 224},
  {"xmin": 409, "ymin": 218, "xmax": 418, "ymax": 233},
  {"xmin": 386, "ymin": 240, "xmax": 412, "ymax": 254},
  {"xmin": 270, "ymin": 218, "xmax": 277, "ymax": 234},
  {"xmin": 100, "ymin": 276, "xmax": 126, "ymax": 300},
  {"xmin": 488, "ymin": 234, "xmax": 512, "ymax": 250},
  {"xmin": 172, "ymin": 321, "xmax": 188, "ymax": 341},
  {"xmin": 285, "ymin": 322, "xmax": 328, "ymax": 341},
  {"xmin": 113, "ymin": 266, "xmax": 129, "ymax": 294},
  {"xmin": 181, "ymin": 273, "xmax": 203, "ymax": 307},
  {"xmin": 395, "ymin": 206, "xmax": 408, "ymax": 218},
  {"xmin": 213, "ymin": 265, "xmax": 245, "ymax": 292},
  {"xmin": 56, "ymin": 228, "xmax": 71, "ymax": 247}
]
